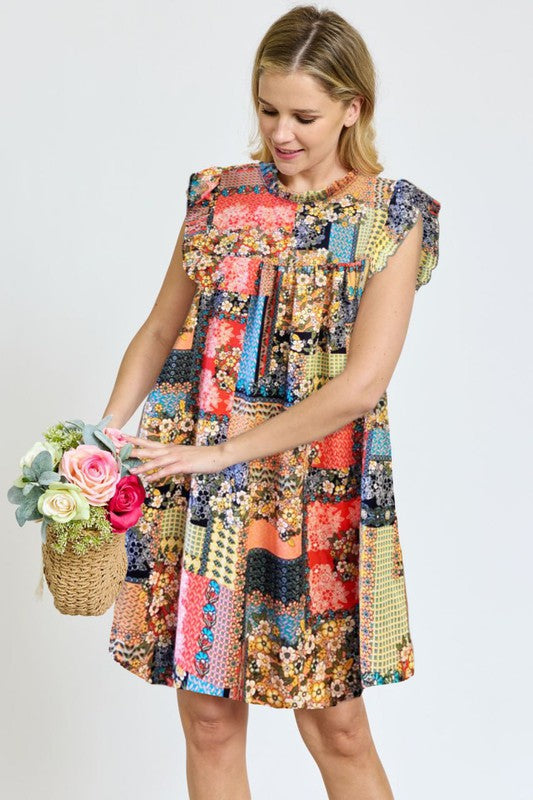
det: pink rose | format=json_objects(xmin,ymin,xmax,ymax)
[
  {"xmin": 59, "ymin": 444, "xmax": 120, "ymax": 505},
  {"xmin": 107, "ymin": 475, "xmax": 146, "ymax": 533},
  {"xmin": 102, "ymin": 426, "xmax": 131, "ymax": 453}
]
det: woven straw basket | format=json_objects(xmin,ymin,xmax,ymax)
[{"xmin": 41, "ymin": 531, "xmax": 127, "ymax": 616}]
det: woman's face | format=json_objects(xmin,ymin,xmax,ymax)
[{"xmin": 257, "ymin": 70, "xmax": 361, "ymax": 178}]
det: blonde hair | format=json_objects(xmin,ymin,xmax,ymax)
[{"xmin": 248, "ymin": 4, "xmax": 383, "ymax": 175}]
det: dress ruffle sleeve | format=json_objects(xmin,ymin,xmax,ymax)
[
  {"xmin": 370, "ymin": 178, "xmax": 442, "ymax": 291},
  {"xmin": 181, "ymin": 165, "xmax": 224, "ymax": 290}
]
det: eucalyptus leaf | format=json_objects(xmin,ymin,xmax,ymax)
[
  {"xmin": 26, "ymin": 506, "xmax": 45, "ymax": 522},
  {"xmin": 38, "ymin": 471, "xmax": 61, "ymax": 485},
  {"xmin": 7, "ymin": 485, "xmax": 25, "ymax": 504},
  {"xmin": 119, "ymin": 443, "xmax": 133, "ymax": 459},
  {"xmin": 93, "ymin": 430, "xmax": 116, "ymax": 453},
  {"xmin": 23, "ymin": 482, "xmax": 39, "ymax": 495},
  {"xmin": 31, "ymin": 449, "xmax": 53, "ymax": 473},
  {"xmin": 82, "ymin": 424, "xmax": 98, "ymax": 446},
  {"xmin": 15, "ymin": 505, "xmax": 27, "ymax": 526},
  {"xmin": 15, "ymin": 485, "xmax": 42, "ymax": 511},
  {"xmin": 41, "ymin": 520, "xmax": 47, "ymax": 544},
  {"xmin": 64, "ymin": 418, "xmax": 85, "ymax": 430},
  {"xmin": 22, "ymin": 464, "xmax": 36, "ymax": 481},
  {"xmin": 15, "ymin": 501, "xmax": 38, "ymax": 526},
  {"xmin": 19, "ymin": 490, "xmax": 39, "ymax": 516}
]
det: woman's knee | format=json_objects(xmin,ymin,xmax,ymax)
[
  {"xmin": 177, "ymin": 690, "xmax": 248, "ymax": 751},
  {"xmin": 293, "ymin": 696, "xmax": 374, "ymax": 760}
]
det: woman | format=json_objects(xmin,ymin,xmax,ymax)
[{"xmin": 106, "ymin": 5, "xmax": 441, "ymax": 798}]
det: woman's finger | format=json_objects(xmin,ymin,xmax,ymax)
[{"xmin": 131, "ymin": 451, "xmax": 179, "ymax": 473}]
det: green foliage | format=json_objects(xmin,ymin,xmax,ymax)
[
  {"xmin": 43, "ymin": 422, "xmax": 83, "ymax": 452},
  {"xmin": 26, "ymin": 451, "xmax": 63, "ymax": 488},
  {"xmin": 14, "ymin": 485, "xmax": 44, "ymax": 525},
  {"xmin": 45, "ymin": 505, "xmax": 115, "ymax": 556},
  {"xmin": 8, "ymin": 448, "xmax": 66, "ymax": 526},
  {"xmin": 62, "ymin": 415, "xmax": 142, "ymax": 474},
  {"xmin": 63, "ymin": 415, "xmax": 114, "ymax": 450}
]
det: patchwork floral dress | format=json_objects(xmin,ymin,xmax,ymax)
[{"xmin": 109, "ymin": 160, "xmax": 441, "ymax": 709}]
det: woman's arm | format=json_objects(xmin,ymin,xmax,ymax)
[
  {"xmin": 219, "ymin": 213, "xmax": 423, "ymax": 466},
  {"xmin": 101, "ymin": 219, "xmax": 198, "ymax": 429}
]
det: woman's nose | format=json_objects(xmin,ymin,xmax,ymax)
[
  {"xmin": 269, "ymin": 117, "xmax": 293, "ymax": 138},
  {"xmin": 272, "ymin": 125, "xmax": 296, "ymax": 144}
]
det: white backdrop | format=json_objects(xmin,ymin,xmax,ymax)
[{"xmin": 1, "ymin": 1, "xmax": 531, "ymax": 798}]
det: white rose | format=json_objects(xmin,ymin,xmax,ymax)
[
  {"xmin": 20, "ymin": 440, "xmax": 63, "ymax": 471},
  {"xmin": 37, "ymin": 482, "xmax": 90, "ymax": 523}
]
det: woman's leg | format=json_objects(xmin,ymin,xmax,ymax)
[
  {"xmin": 176, "ymin": 689, "xmax": 251, "ymax": 800},
  {"xmin": 293, "ymin": 695, "xmax": 394, "ymax": 800}
]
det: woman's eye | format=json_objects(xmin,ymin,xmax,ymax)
[{"xmin": 260, "ymin": 109, "xmax": 315, "ymax": 125}]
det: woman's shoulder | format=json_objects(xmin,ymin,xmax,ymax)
[
  {"xmin": 185, "ymin": 161, "xmax": 261, "ymax": 204},
  {"xmin": 185, "ymin": 164, "xmax": 225, "ymax": 205},
  {"xmin": 370, "ymin": 174, "xmax": 442, "ymax": 291},
  {"xmin": 376, "ymin": 174, "xmax": 441, "ymax": 214}
]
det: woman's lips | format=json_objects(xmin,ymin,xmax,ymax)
[{"xmin": 274, "ymin": 145, "xmax": 303, "ymax": 160}]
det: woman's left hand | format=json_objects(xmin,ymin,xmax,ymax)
[{"xmin": 122, "ymin": 435, "xmax": 228, "ymax": 482}]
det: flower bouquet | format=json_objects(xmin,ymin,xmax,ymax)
[{"xmin": 7, "ymin": 415, "xmax": 146, "ymax": 617}]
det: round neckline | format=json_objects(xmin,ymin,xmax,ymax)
[{"xmin": 259, "ymin": 160, "xmax": 359, "ymax": 202}]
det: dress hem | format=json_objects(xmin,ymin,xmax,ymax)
[{"xmin": 109, "ymin": 649, "xmax": 419, "ymax": 710}]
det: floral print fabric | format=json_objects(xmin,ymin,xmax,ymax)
[{"xmin": 109, "ymin": 160, "xmax": 441, "ymax": 709}]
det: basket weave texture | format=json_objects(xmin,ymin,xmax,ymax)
[{"xmin": 41, "ymin": 530, "xmax": 127, "ymax": 616}]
